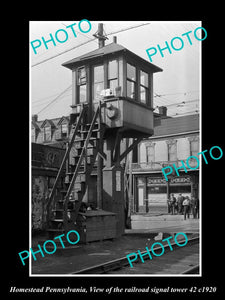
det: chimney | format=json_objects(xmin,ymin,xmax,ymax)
[
  {"xmin": 113, "ymin": 36, "xmax": 117, "ymax": 43},
  {"xmin": 32, "ymin": 114, "xmax": 38, "ymax": 122},
  {"xmin": 158, "ymin": 106, "xmax": 167, "ymax": 117}
]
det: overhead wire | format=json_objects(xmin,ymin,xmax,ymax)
[
  {"xmin": 36, "ymin": 84, "xmax": 72, "ymax": 114},
  {"xmin": 170, "ymin": 110, "xmax": 199, "ymax": 117},
  {"xmin": 31, "ymin": 22, "xmax": 150, "ymax": 68},
  {"xmin": 32, "ymin": 22, "xmax": 199, "ymax": 117},
  {"xmin": 154, "ymin": 99, "xmax": 199, "ymax": 109}
]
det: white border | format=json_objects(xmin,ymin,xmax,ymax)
[{"xmin": 29, "ymin": 20, "xmax": 202, "ymax": 277}]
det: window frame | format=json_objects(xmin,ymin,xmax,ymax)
[
  {"xmin": 190, "ymin": 139, "xmax": 199, "ymax": 157},
  {"xmin": 61, "ymin": 123, "xmax": 68, "ymax": 138},
  {"xmin": 43, "ymin": 125, "xmax": 52, "ymax": 142},
  {"xmin": 126, "ymin": 62, "xmax": 137, "ymax": 100},
  {"xmin": 93, "ymin": 63, "xmax": 104, "ymax": 101},
  {"xmin": 77, "ymin": 66, "xmax": 87, "ymax": 104},
  {"xmin": 140, "ymin": 70, "xmax": 149, "ymax": 105},
  {"xmin": 108, "ymin": 59, "xmax": 119, "ymax": 95},
  {"xmin": 146, "ymin": 144, "xmax": 155, "ymax": 163},
  {"xmin": 167, "ymin": 140, "xmax": 177, "ymax": 162}
]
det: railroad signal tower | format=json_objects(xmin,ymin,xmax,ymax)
[{"xmin": 47, "ymin": 23, "xmax": 162, "ymax": 241}]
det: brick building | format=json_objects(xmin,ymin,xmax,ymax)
[
  {"xmin": 31, "ymin": 111, "xmax": 200, "ymax": 230},
  {"xmin": 131, "ymin": 113, "xmax": 199, "ymax": 214}
]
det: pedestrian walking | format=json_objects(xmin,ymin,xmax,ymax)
[
  {"xmin": 183, "ymin": 196, "xmax": 190, "ymax": 220},
  {"xmin": 191, "ymin": 196, "xmax": 197, "ymax": 218},
  {"xmin": 177, "ymin": 193, "xmax": 183, "ymax": 214},
  {"xmin": 170, "ymin": 194, "xmax": 176, "ymax": 215},
  {"xmin": 167, "ymin": 197, "xmax": 172, "ymax": 214}
]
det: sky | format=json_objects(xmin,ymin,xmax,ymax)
[{"xmin": 30, "ymin": 21, "xmax": 201, "ymax": 121}]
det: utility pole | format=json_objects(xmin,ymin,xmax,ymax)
[
  {"xmin": 93, "ymin": 23, "xmax": 108, "ymax": 48},
  {"xmin": 93, "ymin": 23, "xmax": 108, "ymax": 208}
]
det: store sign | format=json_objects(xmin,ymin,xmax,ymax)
[
  {"xmin": 147, "ymin": 178, "xmax": 167, "ymax": 185},
  {"xmin": 170, "ymin": 177, "xmax": 191, "ymax": 184}
]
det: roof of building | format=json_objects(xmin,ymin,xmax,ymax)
[
  {"xmin": 152, "ymin": 114, "xmax": 199, "ymax": 138},
  {"xmin": 62, "ymin": 42, "xmax": 163, "ymax": 73},
  {"xmin": 34, "ymin": 116, "xmax": 62, "ymax": 129},
  {"xmin": 33, "ymin": 113, "xmax": 199, "ymax": 137}
]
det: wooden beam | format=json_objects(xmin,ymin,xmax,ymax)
[
  {"xmin": 98, "ymin": 150, "xmax": 107, "ymax": 161},
  {"xmin": 113, "ymin": 130, "xmax": 123, "ymax": 162},
  {"xmin": 119, "ymin": 137, "xmax": 143, "ymax": 163}
]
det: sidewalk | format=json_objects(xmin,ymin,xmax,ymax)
[{"xmin": 130, "ymin": 214, "xmax": 199, "ymax": 233}]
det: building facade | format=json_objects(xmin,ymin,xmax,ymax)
[{"xmin": 131, "ymin": 113, "xmax": 200, "ymax": 214}]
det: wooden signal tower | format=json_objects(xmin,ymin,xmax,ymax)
[{"xmin": 46, "ymin": 24, "xmax": 162, "ymax": 242}]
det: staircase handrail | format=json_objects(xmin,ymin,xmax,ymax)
[
  {"xmin": 46, "ymin": 105, "xmax": 88, "ymax": 218},
  {"xmin": 63, "ymin": 104, "xmax": 101, "ymax": 215}
]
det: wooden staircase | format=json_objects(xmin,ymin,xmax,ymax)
[{"xmin": 46, "ymin": 103, "xmax": 105, "ymax": 240}]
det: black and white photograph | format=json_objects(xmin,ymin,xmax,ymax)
[
  {"xmin": 7, "ymin": 17, "xmax": 224, "ymax": 298},
  {"xmin": 29, "ymin": 20, "xmax": 201, "ymax": 277}
]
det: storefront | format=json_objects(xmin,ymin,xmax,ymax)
[{"xmin": 134, "ymin": 171, "xmax": 198, "ymax": 214}]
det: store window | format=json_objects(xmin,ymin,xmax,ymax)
[
  {"xmin": 140, "ymin": 70, "xmax": 149, "ymax": 104},
  {"xmin": 127, "ymin": 63, "xmax": 136, "ymax": 99},
  {"xmin": 147, "ymin": 186, "xmax": 167, "ymax": 194},
  {"xmin": 77, "ymin": 67, "xmax": 87, "ymax": 103},
  {"xmin": 169, "ymin": 185, "xmax": 191, "ymax": 194},
  {"xmin": 108, "ymin": 59, "xmax": 118, "ymax": 95},
  {"xmin": 93, "ymin": 64, "xmax": 104, "ymax": 100}
]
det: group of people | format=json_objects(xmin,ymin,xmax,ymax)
[{"xmin": 167, "ymin": 193, "xmax": 199, "ymax": 220}]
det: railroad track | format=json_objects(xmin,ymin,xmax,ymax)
[{"xmin": 71, "ymin": 235, "xmax": 199, "ymax": 275}]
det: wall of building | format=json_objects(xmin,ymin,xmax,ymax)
[
  {"xmin": 139, "ymin": 136, "xmax": 193, "ymax": 163},
  {"xmin": 32, "ymin": 176, "xmax": 49, "ymax": 232},
  {"xmin": 32, "ymin": 143, "xmax": 66, "ymax": 233},
  {"xmin": 134, "ymin": 132, "xmax": 199, "ymax": 214}
]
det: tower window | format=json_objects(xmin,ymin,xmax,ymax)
[
  {"xmin": 127, "ymin": 63, "xmax": 136, "ymax": 99},
  {"xmin": 77, "ymin": 67, "xmax": 87, "ymax": 103},
  {"xmin": 140, "ymin": 70, "xmax": 149, "ymax": 104},
  {"xmin": 108, "ymin": 59, "xmax": 118, "ymax": 95},
  {"xmin": 93, "ymin": 64, "xmax": 104, "ymax": 100}
]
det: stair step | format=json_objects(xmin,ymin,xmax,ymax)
[
  {"xmin": 79, "ymin": 128, "xmax": 99, "ymax": 133},
  {"xmin": 74, "ymin": 140, "xmax": 98, "ymax": 149},
  {"xmin": 73, "ymin": 156, "xmax": 93, "ymax": 165},
  {"xmin": 73, "ymin": 147, "xmax": 95, "ymax": 156},
  {"xmin": 75, "ymin": 137, "xmax": 99, "ymax": 143},
  {"xmin": 51, "ymin": 218, "xmax": 64, "ymax": 222},
  {"xmin": 74, "ymin": 143, "xmax": 96, "ymax": 150},
  {"xmin": 63, "ymin": 173, "xmax": 86, "ymax": 182},
  {"xmin": 74, "ymin": 182, "xmax": 85, "ymax": 191}
]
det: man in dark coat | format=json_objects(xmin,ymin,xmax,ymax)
[
  {"xmin": 177, "ymin": 193, "xmax": 184, "ymax": 214},
  {"xmin": 170, "ymin": 193, "xmax": 176, "ymax": 215},
  {"xmin": 183, "ymin": 196, "xmax": 190, "ymax": 220}
]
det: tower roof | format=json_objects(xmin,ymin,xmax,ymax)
[{"xmin": 62, "ymin": 42, "xmax": 162, "ymax": 73}]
